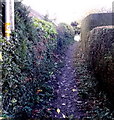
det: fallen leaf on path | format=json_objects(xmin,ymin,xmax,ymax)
[
  {"xmin": 57, "ymin": 108, "xmax": 60, "ymax": 114},
  {"xmin": 47, "ymin": 108, "xmax": 51, "ymax": 111},
  {"xmin": 72, "ymin": 89, "xmax": 77, "ymax": 92},
  {"xmin": 36, "ymin": 89, "xmax": 42, "ymax": 94},
  {"xmin": 61, "ymin": 95, "xmax": 65, "ymax": 98},
  {"xmin": 62, "ymin": 113, "xmax": 66, "ymax": 118},
  {"xmin": 76, "ymin": 101, "xmax": 82, "ymax": 104},
  {"xmin": 62, "ymin": 103, "xmax": 66, "ymax": 105},
  {"xmin": 67, "ymin": 67, "xmax": 71, "ymax": 69}
]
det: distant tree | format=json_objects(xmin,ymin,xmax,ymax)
[
  {"xmin": 71, "ymin": 21, "xmax": 80, "ymax": 34},
  {"xmin": 43, "ymin": 13, "xmax": 50, "ymax": 21},
  {"xmin": 56, "ymin": 23, "xmax": 75, "ymax": 51},
  {"xmin": 71, "ymin": 21, "xmax": 78, "ymax": 27}
]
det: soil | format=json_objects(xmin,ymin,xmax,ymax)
[{"xmin": 50, "ymin": 42, "xmax": 83, "ymax": 119}]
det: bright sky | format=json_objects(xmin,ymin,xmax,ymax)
[{"xmin": 22, "ymin": 0, "xmax": 113, "ymax": 24}]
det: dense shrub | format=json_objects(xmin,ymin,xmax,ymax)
[
  {"xmin": 1, "ymin": 1, "xmax": 75, "ymax": 119},
  {"xmin": 75, "ymin": 43, "xmax": 114, "ymax": 119},
  {"xmin": 2, "ymin": 2, "xmax": 57, "ymax": 119},
  {"xmin": 56, "ymin": 23, "xmax": 75, "ymax": 54},
  {"xmin": 87, "ymin": 26, "xmax": 114, "ymax": 103}
]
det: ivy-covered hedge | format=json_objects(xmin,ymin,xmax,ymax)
[
  {"xmin": 2, "ymin": 2, "xmax": 58, "ymax": 119},
  {"xmin": 87, "ymin": 26, "xmax": 114, "ymax": 103},
  {"xmin": 1, "ymin": 1, "xmax": 75, "ymax": 119}
]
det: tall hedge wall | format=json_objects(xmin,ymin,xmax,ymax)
[
  {"xmin": 1, "ymin": 2, "xmax": 75, "ymax": 119},
  {"xmin": 81, "ymin": 13, "xmax": 114, "ymax": 53},
  {"xmin": 2, "ymin": 2, "xmax": 58, "ymax": 119},
  {"xmin": 87, "ymin": 26, "xmax": 114, "ymax": 103}
]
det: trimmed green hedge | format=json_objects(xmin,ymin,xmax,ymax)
[{"xmin": 87, "ymin": 26, "xmax": 114, "ymax": 103}]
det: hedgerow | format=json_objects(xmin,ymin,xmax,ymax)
[
  {"xmin": 75, "ymin": 42, "xmax": 114, "ymax": 119},
  {"xmin": 1, "ymin": 1, "xmax": 74, "ymax": 119},
  {"xmin": 56, "ymin": 23, "xmax": 75, "ymax": 54},
  {"xmin": 87, "ymin": 26, "xmax": 114, "ymax": 103},
  {"xmin": 2, "ymin": 2, "xmax": 58, "ymax": 119}
]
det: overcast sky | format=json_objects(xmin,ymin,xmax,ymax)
[{"xmin": 22, "ymin": 0, "xmax": 113, "ymax": 24}]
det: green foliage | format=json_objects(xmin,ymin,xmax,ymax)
[
  {"xmin": 75, "ymin": 46, "xmax": 114, "ymax": 119},
  {"xmin": 33, "ymin": 18, "xmax": 57, "ymax": 51},
  {"xmin": 87, "ymin": 27, "xmax": 114, "ymax": 103},
  {"xmin": 1, "ymin": 1, "xmax": 75, "ymax": 119},
  {"xmin": 71, "ymin": 21, "xmax": 80, "ymax": 34},
  {"xmin": 56, "ymin": 23, "xmax": 75, "ymax": 53},
  {"xmin": 33, "ymin": 18, "xmax": 57, "ymax": 34},
  {"xmin": 2, "ymin": 2, "xmax": 57, "ymax": 119}
]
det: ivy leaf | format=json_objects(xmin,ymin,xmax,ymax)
[
  {"xmin": 11, "ymin": 98, "xmax": 17, "ymax": 103},
  {"xmin": 0, "ymin": 52, "xmax": 3, "ymax": 61}
]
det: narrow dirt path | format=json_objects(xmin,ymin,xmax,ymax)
[{"xmin": 51, "ymin": 42, "xmax": 83, "ymax": 119}]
